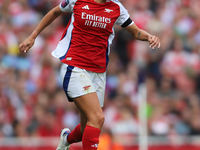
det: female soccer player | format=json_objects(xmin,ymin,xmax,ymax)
[{"xmin": 19, "ymin": 0, "xmax": 160, "ymax": 150}]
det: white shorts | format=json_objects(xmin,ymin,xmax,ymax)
[{"xmin": 60, "ymin": 63, "xmax": 106, "ymax": 107}]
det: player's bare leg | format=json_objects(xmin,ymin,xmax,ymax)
[
  {"xmin": 73, "ymin": 92, "xmax": 104, "ymax": 150},
  {"xmin": 80, "ymin": 111, "xmax": 87, "ymax": 133},
  {"xmin": 73, "ymin": 93, "xmax": 104, "ymax": 129}
]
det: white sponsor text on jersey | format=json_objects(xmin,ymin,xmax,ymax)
[{"xmin": 82, "ymin": 12, "xmax": 111, "ymax": 23}]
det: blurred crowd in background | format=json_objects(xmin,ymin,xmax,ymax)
[{"xmin": 1, "ymin": 0, "xmax": 200, "ymax": 148}]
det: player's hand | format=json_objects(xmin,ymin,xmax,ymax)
[
  {"xmin": 19, "ymin": 36, "xmax": 35, "ymax": 53},
  {"xmin": 148, "ymin": 35, "xmax": 160, "ymax": 49}
]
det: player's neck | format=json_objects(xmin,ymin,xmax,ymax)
[{"xmin": 94, "ymin": 0, "xmax": 107, "ymax": 4}]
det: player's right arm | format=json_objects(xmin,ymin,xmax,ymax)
[{"xmin": 19, "ymin": 6, "xmax": 64, "ymax": 53}]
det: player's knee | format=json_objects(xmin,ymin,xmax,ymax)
[
  {"xmin": 96, "ymin": 113, "xmax": 105, "ymax": 127},
  {"xmin": 89, "ymin": 112, "xmax": 105, "ymax": 128}
]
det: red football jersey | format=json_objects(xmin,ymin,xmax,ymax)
[{"xmin": 52, "ymin": 0, "xmax": 133, "ymax": 73}]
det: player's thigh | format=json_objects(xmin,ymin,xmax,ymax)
[{"xmin": 73, "ymin": 93, "xmax": 104, "ymax": 127}]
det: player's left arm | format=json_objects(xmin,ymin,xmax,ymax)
[{"xmin": 125, "ymin": 23, "xmax": 161, "ymax": 49}]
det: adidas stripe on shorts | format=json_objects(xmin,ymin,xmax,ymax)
[{"xmin": 60, "ymin": 63, "xmax": 106, "ymax": 107}]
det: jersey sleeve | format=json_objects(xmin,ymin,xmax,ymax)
[
  {"xmin": 59, "ymin": 0, "xmax": 76, "ymax": 13},
  {"xmin": 115, "ymin": 2, "xmax": 134, "ymax": 26}
]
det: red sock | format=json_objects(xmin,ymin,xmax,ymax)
[
  {"xmin": 82, "ymin": 125, "xmax": 101, "ymax": 150},
  {"xmin": 67, "ymin": 124, "xmax": 82, "ymax": 144}
]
